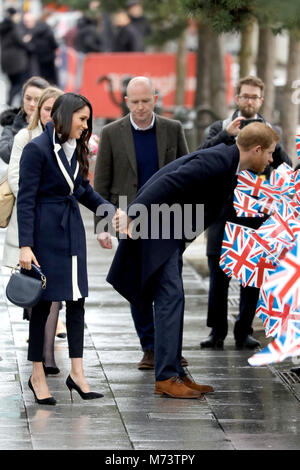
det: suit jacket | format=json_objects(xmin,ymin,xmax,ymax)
[
  {"xmin": 93, "ymin": 113, "xmax": 188, "ymax": 231},
  {"xmin": 107, "ymin": 143, "xmax": 240, "ymax": 311}
]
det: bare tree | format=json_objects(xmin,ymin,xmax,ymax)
[
  {"xmin": 256, "ymin": 26, "xmax": 276, "ymax": 122},
  {"xmin": 175, "ymin": 29, "xmax": 187, "ymax": 106},
  {"xmin": 238, "ymin": 15, "xmax": 256, "ymax": 77},
  {"xmin": 282, "ymin": 32, "xmax": 300, "ymax": 165}
]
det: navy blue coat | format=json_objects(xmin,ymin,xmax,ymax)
[
  {"xmin": 17, "ymin": 122, "xmax": 113, "ymax": 301},
  {"xmin": 107, "ymin": 143, "xmax": 240, "ymax": 310}
]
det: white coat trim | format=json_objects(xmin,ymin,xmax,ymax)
[
  {"xmin": 53, "ymin": 130, "xmax": 74, "ymax": 194},
  {"xmin": 74, "ymin": 161, "xmax": 79, "ymax": 180},
  {"xmin": 72, "ymin": 255, "xmax": 82, "ymax": 300}
]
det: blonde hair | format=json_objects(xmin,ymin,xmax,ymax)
[
  {"xmin": 237, "ymin": 122, "xmax": 280, "ymax": 151},
  {"xmin": 28, "ymin": 86, "xmax": 64, "ymax": 130}
]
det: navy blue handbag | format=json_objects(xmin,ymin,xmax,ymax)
[{"xmin": 6, "ymin": 264, "xmax": 47, "ymax": 308}]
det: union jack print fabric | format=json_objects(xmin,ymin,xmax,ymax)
[{"xmin": 220, "ymin": 157, "xmax": 300, "ymax": 365}]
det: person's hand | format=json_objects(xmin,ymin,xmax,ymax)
[
  {"xmin": 23, "ymin": 34, "xmax": 32, "ymax": 43},
  {"xmin": 226, "ymin": 116, "xmax": 246, "ymax": 136},
  {"xmin": 113, "ymin": 209, "xmax": 132, "ymax": 237},
  {"xmin": 97, "ymin": 232, "xmax": 112, "ymax": 249},
  {"xmin": 19, "ymin": 246, "xmax": 40, "ymax": 270}
]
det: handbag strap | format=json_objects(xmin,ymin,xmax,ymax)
[
  {"xmin": 31, "ymin": 263, "xmax": 45, "ymax": 278},
  {"xmin": 15, "ymin": 264, "xmax": 47, "ymax": 289},
  {"xmin": 0, "ymin": 171, "xmax": 8, "ymax": 185}
]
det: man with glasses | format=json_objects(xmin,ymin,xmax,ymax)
[{"xmin": 198, "ymin": 75, "xmax": 291, "ymax": 350}]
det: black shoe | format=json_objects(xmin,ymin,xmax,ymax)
[
  {"xmin": 200, "ymin": 334, "xmax": 224, "ymax": 349},
  {"xmin": 235, "ymin": 335, "xmax": 260, "ymax": 349},
  {"xmin": 290, "ymin": 367, "xmax": 300, "ymax": 376},
  {"xmin": 28, "ymin": 377, "xmax": 56, "ymax": 406},
  {"xmin": 56, "ymin": 332, "xmax": 67, "ymax": 339},
  {"xmin": 66, "ymin": 375, "xmax": 104, "ymax": 402},
  {"xmin": 43, "ymin": 363, "xmax": 60, "ymax": 376}
]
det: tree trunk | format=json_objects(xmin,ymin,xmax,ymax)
[
  {"xmin": 175, "ymin": 29, "xmax": 187, "ymax": 106},
  {"xmin": 282, "ymin": 32, "xmax": 300, "ymax": 166},
  {"xmin": 210, "ymin": 32, "xmax": 227, "ymax": 120},
  {"xmin": 194, "ymin": 21, "xmax": 212, "ymax": 145},
  {"xmin": 256, "ymin": 26, "xmax": 276, "ymax": 122},
  {"xmin": 239, "ymin": 16, "xmax": 256, "ymax": 77}
]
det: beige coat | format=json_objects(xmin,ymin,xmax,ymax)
[{"xmin": 2, "ymin": 122, "xmax": 43, "ymax": 268}]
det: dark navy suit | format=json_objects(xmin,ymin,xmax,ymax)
[{"xmin": 107, "ymin": 144, "xmax": 240, "ymax": 380}]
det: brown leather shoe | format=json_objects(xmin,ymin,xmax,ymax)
[
  {"xmin": 138, "ymin": 350, "xmax": 154, "ymax": 370},
  {"xmin": 181, "ymin": 356, "xmax": 188, "ymax": 367},
  {"xmin": 155, "ymin": 377, "xmax": 202, "ymax": 398},
  {"xmin": 182, "ymin": 376, "xmax": 214, "ymax": 394}
]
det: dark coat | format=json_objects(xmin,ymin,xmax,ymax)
[
  {"xmin": 0, "ymin": 18, "xmax": 29, "ymax": 75},
  {"xmin": 17, "ymin": 122, "xmax": 112, "ymax": 301},
  {"xmin": 198, "ymin": 110, "xmax": 292, "ymax": 256},
  {"xmin": 111, "ymin": 24, "xmax": 143, "ymax": 52},
  {"xmin": 0, "ymin": 109, "xmax": 27, "ymax": 164},
  {"xmin": 107, "ymin": 143, "xmax": 240, "ymax": 310},
  {"xmin": 74, "ymin": 17, "xmax": 103, "ymax": 53},
  {"xmin": 32, "ymin": 21, "xmax": 58, "ymax": 64}
]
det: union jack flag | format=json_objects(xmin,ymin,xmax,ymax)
[
  {"xmin": 233, "ymin": 190, "xmax": 265, "ymax": 217},
  {"xmin": 248, "ymin": 317, "xmax": 300, "ymax": 366},
  {"xmin": 263, "ymin": 236, "xmax": 300, "ymax": 310},
  {"xmin": 296, "ymin": 135, "xmax": 300, "ymax": 158},
  {"xmin": 255, "ymin": 291, "xmax": 293, "ymax": 339},
  {"xmin": 220, "ymin": 145, "xmax": 300, "ymax": 366},
  {"xmin": 237, "ymin": 170, "xmax": 281, "ymax": 200},
  {"xmin": 256, "ymin": 211, "xmax": 295, "ymax": 251},
  {"xmin": 292, "ymin": 170, "xmax": 300, "ymax": 204},
  {"xmin": 224, "ymin": 230, "xmax": 267, "ymax": 286},
  {"xmin": 246, "ymin": 253, "xmax": 276, "ymax": 288},
  {"xmin": 219, "ymin": 222, "xmax": 248, "ymax": 274}
]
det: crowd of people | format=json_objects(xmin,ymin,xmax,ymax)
[
  {"xmin": 0, "ymin": 8, "xmax": 59, "ymax": 106},
  {"xmin": 0, "ymin": 3, "xmax": 298, "ymax": 404},
  {"xmin": 0, "ymin": 1, "xmax": 152, "ymax": 108}
]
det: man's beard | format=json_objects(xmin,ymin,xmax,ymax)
[{"xmin": 240, "ymin": 105, "xmax": 257, "ymax": 118}]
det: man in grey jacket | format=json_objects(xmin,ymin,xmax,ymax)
[{"xmin": 94, "ymin": 76, "xmax": 189, "ymax": 369}]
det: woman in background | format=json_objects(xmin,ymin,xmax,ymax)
[{"xmin": 0, "ymin": 75, "xmax": 49, "ymax": 164}]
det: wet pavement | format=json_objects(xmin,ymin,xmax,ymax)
[{"xmin": 0, "ymin": 207, "xmax": 299, "ymax": 451}]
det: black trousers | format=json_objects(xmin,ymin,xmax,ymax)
[
  {"xmin": 207, "ymin": 256, "xmax": 260, "ymax": 341},
  {"xmin": 28, "ymin": 298, "xmax": 85, "ymax": 362}
]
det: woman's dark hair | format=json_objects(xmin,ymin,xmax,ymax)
[{"xmin": 51, "ymin": 93, "xmax": 93, "ymax": 178}]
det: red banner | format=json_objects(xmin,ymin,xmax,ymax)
[{"xmin": 78, "ymin": 52, "xmax": 232, "ymax": 119}]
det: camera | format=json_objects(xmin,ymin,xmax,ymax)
[{"xmin": 239, "ymin": 118, "xmax": 264, "ymax": 129}]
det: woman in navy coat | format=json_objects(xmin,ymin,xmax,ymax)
[{"xmin": 17, "ymin": 93, "xmax": 114, "ymax": 405}]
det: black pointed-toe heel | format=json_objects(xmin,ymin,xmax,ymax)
[
  {"xmin": 43, "ymin": 363, "xmax": 60, "ymax": 376},
  {"xmin": 28, "ymin": 377, "xmax": 56, "ymax": 405},
  {"xmin": 66, "ymin": 375, "xmax": 104, "ymax": 402}
]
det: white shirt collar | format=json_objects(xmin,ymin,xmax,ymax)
[
  {"xmin": 62, "ymin": 138, "xmax": 76, "ymax": 164},
  {"xmin": 130, "ymin": 113, "xmax": 156, "ymax": 131}
]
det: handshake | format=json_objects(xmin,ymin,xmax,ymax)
[{"xmin": 97, "ymin": 208, "xmax": 132, "ymax": 249}]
